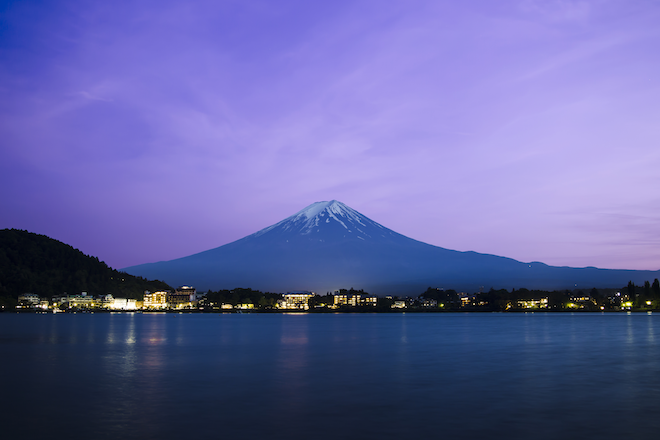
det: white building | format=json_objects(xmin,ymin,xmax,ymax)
[
  {"xmin": 108, "ymin": 298, "xmax": 137, "ymax": 310},
  {"xmin": 279, "ymin": 291, "xmax": 316, "ymax": 310},
  {"xmin": 143, "ymin": 291, "xmax": 168, "ymax": 309}
]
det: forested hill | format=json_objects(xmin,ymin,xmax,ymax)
[{"xmin": 0, "ymin": 229, "xmax": 171, "ymax": 300}]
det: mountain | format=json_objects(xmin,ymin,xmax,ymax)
[
  {"xmin": 123, "ymin": 200, "xmax": 660, "ymax": 295},
  {"xmin": 0, "ymin": 229, "xmax": 171, "ymax": 301}
]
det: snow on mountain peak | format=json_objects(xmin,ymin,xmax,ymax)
[
  {"xmin": 253, "ymin": 200, "xmax": 389, "ymax": 239},
  {"xmin": 293, "ymin": 200, "xmax": 364, "ymax": 227},
  {"xmin": 297, "ymin": 200, "xmax": 337, "ymax": 220}
]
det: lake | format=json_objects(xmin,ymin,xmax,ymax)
[{"xmin": 1, "ymin": 312, "xmax": 660, "ymax": 439}]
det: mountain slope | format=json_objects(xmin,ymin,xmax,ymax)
[
  {"xmin": 0, "ymin": 229, "xmax": 171, "ymax": 299},
  {"xmin": 123, "ymin": 201, "xmax": 660, "ymax": 294}
]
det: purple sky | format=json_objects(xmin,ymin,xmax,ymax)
[{"xmin": 2, "ymin": 0, "xmax": 659, "ymax": 271}]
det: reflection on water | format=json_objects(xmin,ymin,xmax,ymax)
[
  {"xmin": 2, "ymin": 313, "xmax": 660, "ymax": 440},
  {"xmin": 274, "ymin": 314, "xmax": 311, "ymax": 418},
  {"xmin": 125, "ymin": 313, "xmax": 136, "ymax": 344},
  {"xmin": 648, "ymin": 314, "xmax": 655, "ymax": 343}
]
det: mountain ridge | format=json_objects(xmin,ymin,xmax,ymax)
[{"xmin": 123, "ymin": 201, "xmax": 660, "ymax": 294}]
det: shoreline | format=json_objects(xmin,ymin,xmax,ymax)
[{"xmin": 4, "ymin": 308, "xmax": 655, "ymax": 315}]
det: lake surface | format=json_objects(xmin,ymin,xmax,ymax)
[{"xmin": 2, "ymin": 312, "xmax": 660, "ymax": 439}]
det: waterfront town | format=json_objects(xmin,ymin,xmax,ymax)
[
  {"xmin": 13, "ymin": 287, "xmax": 376, "ymax": 312},
  {"xmin": 11, "ymin": 280, "xmax": 660, "ymax": 313}
]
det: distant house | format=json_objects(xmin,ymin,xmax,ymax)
[
  {"xmin": 334, "ymin": 293, "xmax": 359, "ymax": 307},
  {"xmin": 515, "ymin": 298, "xmax": 548, "ymax": 309},
  {"xmin": 108, "ymin": 298, "xmax": 138, "ymax": 310},
  {"xmin": 568, "ymin": 294, "xmax": 596, "ymax": 309},
  {"xmin": 459, "ymin": 293, "xmax": 473, "ymax": 307},
  {"xmin": 279, "ymin": 291, "xmax": 316, "ymax": 310},
  {"xmin": 65, "ymin": 292, "xmax": 96, "ymax": 309},
  {"xmin": 392, "ymin": 300, "xmax": 406, "ymax": 309},
  {"xmin": 167, "ymin": 286, "xmax": 198, "ymax": 309},
  {"xmin": 144, "ymin": 291, "xmax": 168, "ymax": 309},
  {"xmin": 100, "ymin": 294, "xmax": 114, "ymax": 308},
  {"xmin": 421, "ymin": 298, "xmax": 438, "ymax": 308},
  {"xmin": 333, "ymin": 293, "xmax": 377, "ymax": 307},
  {"xmin": 17, "ymin": 293, "xmax": 41, "ymax": 309}
]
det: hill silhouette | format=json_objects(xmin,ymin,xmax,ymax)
[{"xmin": 0, "ymin": 229, "xmax": 171, "ymax": 305}]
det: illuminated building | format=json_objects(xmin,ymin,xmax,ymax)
[
  {"xmin": 392, "ymin": 300, "xmax": 406, "ymax": 309},
  {"xmin": 569, "ymin": 295, "xmax": 596, "ymax": 309},
  {"xmin": 51, "ymin": 295, "xmax": 68, "ymax": 308},
  {"xmin": 176, "ymin": 285, "xmax": 197, "ymax": 298},
  {"xmin": 109, "ymin": 298, "xmax": 138, "ymax": 310},
  {"xmin": 516, "ymin": 298, "xmax": 548, "ymax": 309},
  {"xmin": 16, "ymin": 293, "xmax": 41, "ymax": 309},
  {"xmin": 421, "ymin": 298, "xmax": 438, "ymax": 308},
  {"xmin": 334, "ymin": 293, "xmax": 358, "ymax": 307},
  {"xmin": 143, "ymin": 291, "xmax": 168, "ymax": 309},
  {"xmin": 333, "ymin": 293, "xmax": 378, "ymax": 307},
  {"xmin": 168, "ymin": 286, "xmax": 197, "ymax": 309},
  {"xmin": 100, "ymin": 294, "xmax": 114, "ymax": 308},
  {"xmin": 279, "ymin": 291, "xmax": 315, "ymax": 310},
  {"xmin": 66, "ymin": 292, "xmax": 96, "ymax": 308}
]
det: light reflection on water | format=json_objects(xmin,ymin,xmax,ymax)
[{"xmin": 1, "ymin": 313, "xmax": 660, "ymax": 439}]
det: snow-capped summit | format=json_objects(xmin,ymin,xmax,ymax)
[{"xmin": 254, "ymin": 200, "xmax": 394, "ymax": 241}]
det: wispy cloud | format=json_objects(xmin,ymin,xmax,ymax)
[
  {"xmin": 519, "ymin": 0, "xmax": 592, "ymax": 23},
  {"xmin": 77, "ymin": 91, "xmax": 113, "ymax": 102}
]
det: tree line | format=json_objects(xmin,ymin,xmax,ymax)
[{"xmin": 202, "ymin": 288, "xmax": 282, "ymax": 308}]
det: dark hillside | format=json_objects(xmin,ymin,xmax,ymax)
[{"xmin": 0, "ymin": 229, "xmax": 171, "ymax": 302}]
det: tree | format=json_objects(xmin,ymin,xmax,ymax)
[
  {"xmin": 652, "ymin": 279, "xmax": 660, "ymax": 297},
  {"xmin": 628, "ymin": 281, "xmax": 636, "ymax": 299}
]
